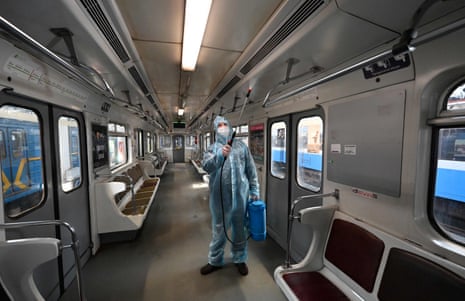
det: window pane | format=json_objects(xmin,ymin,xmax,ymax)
[
  {"xmin": 136, "ymin": 129, "xmax": 144, "ymax": 157},
  {"xmin": 447, "ymin": 83, "xmax": 465, "ymax": 110},
  {"xmin": 58, "ymin": 117, "xmax": 81, "ymax": 192},
  {"xmin": 0, "ymin": 105, "xmax": 44, "ymax": 217},
  {"xmin": 205, "ymin": 133, "xmax": 211, "ymax": 149},
  {"xmin": 109, "ymin": 136, "xmax": 127, "ymax": 168},
  {"xmin": 271, "ymin": 122, "xmax": 286, "ymax": 179},
  {"xmin": 296, "ymin": 117, "xmax": 323, "ymax": 192},
  {"xmin": 147, "ymin": 132, "xmax": 153, "ymax": 153},
  {"xmin": 432, "ymin": 127, "xmax": 465, "ymax": 243}
]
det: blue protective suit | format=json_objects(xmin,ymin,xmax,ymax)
[{"xmin": 202, "ymin": 116, "xmax": 260, "ymax": 266}]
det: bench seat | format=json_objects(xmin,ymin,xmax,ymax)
[
  {"xmin": 275, "ymin": 205, "xmax": 465, "ymax": 301},
  {"xmin": 95, "ymin": 162, "xmax": 160, "ymax": 238}
]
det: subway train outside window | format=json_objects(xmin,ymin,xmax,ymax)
[
  {"xmin": 296, "ymin": 116, "xmax": 323, "ymax": 192},
  {"xmin": 58, "ymin": 116, "xmax": 82, "ymax": 192},
  {"xmin": 430, "ymin": 81, "xmax": 465, "ymax": 244},
  {"xmin": 108, "ymin": 122, "xmax": 128, "ymax": 169},
  {"xmin": 270, "ymin": 121, "xmax": 287, "ymax": 179},
  {"xmin": 0, "ymin": 105, "xmax": 44, "ymax": 217}
]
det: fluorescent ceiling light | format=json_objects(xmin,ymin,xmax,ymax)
[
  {"xmin": 182, "ymin": 0, "xmax": 212, "ymax": 71},
  {"xmin": 177, "ymin": 108, "xmax": 185, "ymax": 116}
]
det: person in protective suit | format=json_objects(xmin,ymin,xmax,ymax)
[{"xmin": 200, "ymin": 116, "xmax": 260, "ymax": 276}]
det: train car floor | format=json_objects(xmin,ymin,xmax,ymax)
[{"xmin": 60, "ymin": 163, "xmax": 286, "ymax": 301}]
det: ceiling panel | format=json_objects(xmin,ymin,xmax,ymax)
[
  {"xmin": 135, "ymin": 41, "xmax": 181, "ymax": 94},
  {"xmin": 115, "ymin": 0, "xmax": 184, "ymax": 42},
  {"xmin": 203, "ymin": 0, "xmax": 283, "ymax": 51},
  {"xmin": 336, "ymin": 0, "xmax": 465, "ymax": 33}
]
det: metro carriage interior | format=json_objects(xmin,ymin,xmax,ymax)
[{"xmin": 1, "ymin": 0, "xmax": 465, "ymax": 300}]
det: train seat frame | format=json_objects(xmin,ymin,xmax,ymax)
[
  {"xmin": 0, "ymin": 237, "xmax": 60, "ymax": 301},
  {"xmin": 95, "ymin": 162, "xmax": 160, "ymax": 239},
  {"xmin": 274, "ymin": 205, "xmax": 465, "ymax": 300}
]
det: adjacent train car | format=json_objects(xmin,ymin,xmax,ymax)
[{"xmin": 1, "ymin": 0, "xmax": 465, "ymax": 300}]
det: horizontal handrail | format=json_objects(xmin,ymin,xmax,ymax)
[
  {"xmin": 0, "ymin": 220, "xmax": 85, "ymax": 301},
  {"xmin": 0, "ymin": 16, "xmax": 110, "ymax": 96}
]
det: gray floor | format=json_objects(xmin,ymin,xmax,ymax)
[{"xmin": 60, "ymin": 163, "xmax": 287, "ymax": 301}]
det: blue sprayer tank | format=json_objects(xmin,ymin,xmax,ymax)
[{"xmin": 248, "ymin": 199, "xmax": 266, "ymax": 241}]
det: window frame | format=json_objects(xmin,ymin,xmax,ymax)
[
  {"xmin": 428, "ymin": 79, "xmax": 465, "ymax": 246},
  {"xmin": 108, "ymin": 122, "xmax": 128, "ymax": 169}
]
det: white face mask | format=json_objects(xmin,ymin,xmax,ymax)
[{"xmin": 217, "ymin": 126, "xmax": 230, "ymax": 137}]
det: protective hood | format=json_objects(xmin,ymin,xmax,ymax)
[{"xmin": 213, "ymin": 115, "xmax": 232, "ymax": 144}]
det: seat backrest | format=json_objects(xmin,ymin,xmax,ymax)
[
  {"xmin": 325, "ymin": 219, "xmax": 385, "ymax": 292},
  {"xmin": 378, "ymin": 248, "xmax": 465, "ymax": 301},
  {"xmin": 0, "ymin": 237, "xmax": 60, "ymax": 301}
]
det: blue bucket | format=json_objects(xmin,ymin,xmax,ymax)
[{"xmin": 248, "ymin": 200, "xmax": 266, "ymax": 241}]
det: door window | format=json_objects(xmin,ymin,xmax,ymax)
[
  {"xmin": 0, "ymin": 105, "xmax": 44, "ymax": 217},
  {"xmin": 296, "ymin": 116, "xmax": 323, "ymax": 192},
  {"xmin": 58, "ymin": 116, "xmax": 82, "ymax": 192},
  {"xmin": 270, "ymin": 121, "xmax": 287, "ymax": 179}
]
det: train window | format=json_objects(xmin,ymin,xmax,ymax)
[
  {"xmin": 431, "ymin": 82, "xmax": 465, "ymax": 244},
  {"xmin": 431, "ymin": 127, "xmax": 465, "ymax": 244},
  {"xmin": 186, "ymin": 135, "xmax": 196, "ymax": 148},
  {"xmin": 446, "ymin": 82, "xmax": 465, "ymax": 111},
  {"xmin": 205, "ymin": 133, "xmax": 211, "ymax": 149},
  {"xmin": 0, "ymin": 105, "xmax": 44, "ymax": 217},
  {"xmin": 135, "ymin": 129, "xmax": 144, "ymax": 158},
  {"xmin": 271, "ymin": 121, "xmax": 287, "ymax": 179},
  {"xmin": 147, "ymin": 132, "xmax": 153, "ymax": 153},
  {"xmin": 296, "ymin": 117, "xmax": 323, "ymax": 192},
  {"xmin": 58, "ymin": 117, "xmax": 81, "ymax": 192},
  {"xmin": 234, "ymin": 124, "xmax": 249, "ymax": 146},
  {"xmin": 108, "ymin": 122, "xmax": 128, "ymax": 169}
]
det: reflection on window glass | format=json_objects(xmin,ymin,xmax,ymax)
[
  {"xmin": 447, "ymin": 82, "xmax": 465, "ymax": 110},
  {"xmin": 432, "ymin": 127, "xmax": 465, "ymax": 244},
  {"xmin": 0, "ymin": 105, "xmax": 44, "ymax": 217},
  {"xmin": 271, "ymin": 122, "xmax": 286, "ymax": 179},
  {"xmin": 296, "ymin": 117, "xmax": 323, "ymax": 192},
  {"xmin": 109, "ymin": 136, "xmax": 127, "ymax": 168},
  {"xmin": 59, "ymin": 117, "xmax": 81, "ymax": 192}
]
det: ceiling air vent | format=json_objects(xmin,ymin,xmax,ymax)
[
  {"xmin": 147, "ymin": 94, "xmax": 156, "ymax": 105},
  {"xmin": 146, "ymin": 95, "xmax": 168, "ymax": 127},
  {"xmin": 80, "ymin": 0, "xmax": 130, "ymax": 63},
  {"xmin": 128, "ymin": 66, "xmax": 149, "ymax": 94},
  {"xmin": 240, "ymin": 0, "xmax": 324, "ymax": 75},
  {"xmin": 216, "ymin": 76, "xmax": 241, "ymax": 99}
]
